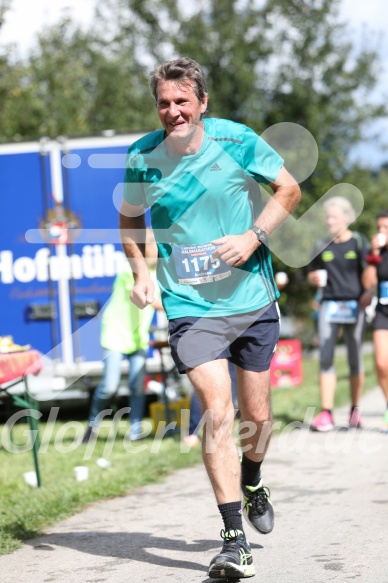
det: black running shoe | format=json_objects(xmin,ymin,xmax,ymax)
[
  {"xmin": 242, "ymin": 479, "xmax": 274, "ymax": 534},
  {"xmin": 208, "ymin": 529, "xmax": 255, "ymax": 579}
]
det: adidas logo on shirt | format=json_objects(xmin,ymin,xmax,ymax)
[{"xmin": 210, "ymin": 162, "xmax": 222, "ymax": 171}]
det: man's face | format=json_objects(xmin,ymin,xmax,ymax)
[{"xmin": 156, "ymin": 79, "xmax": 208, "ymax": 140}]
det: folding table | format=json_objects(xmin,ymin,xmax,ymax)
[{"xmin": 0, "ymin": 350, "xmax": 43, "ymax": 486}]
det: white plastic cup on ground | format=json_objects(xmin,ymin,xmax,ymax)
[
  {"xmin": 23, "ymin": 471, "xmax": 38, "ymax": 487},
  {"xmin": 316, "ymin": 269, "xmax": 328, "ymax": 287},
  {"xmin": 96, "ymin": 458, "xmax": 111, "ymax": 468},
  {"xmin": 74, "ymin": 466, "xmax": 89, "ymax": 481},
  {"xmin": 275, "ymin": 271, "xmax": 289, "ymax": 287},
  {"xmin": 377, "ymin": 233, "xmax": 387, "ymax": 247}
]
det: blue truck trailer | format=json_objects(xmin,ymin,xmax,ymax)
[{"xmin": 0, "ymin": 132, "xmax": 170, "ymax": 407}]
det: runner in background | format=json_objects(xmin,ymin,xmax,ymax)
[
  {"xmin": 362, "ymin": 210, "xmax": 388, "ymax": 431},
  {"xmin": 307, "ymin": 196, "xmax": 372, "ymax": 432}
]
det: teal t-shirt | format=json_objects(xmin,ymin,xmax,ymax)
[{"xmin": 123, "ymin": 118, "xmax": 283, "ymax": 319}]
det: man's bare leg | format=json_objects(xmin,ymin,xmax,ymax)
[
  {"xmin": 235, "ymin": 366, "xmax": 275, "ymax": 535},
  {"xmin": 187, "ymin": 358, "xmax": 256, "ymax": 579},
  {"xmin": 186, "ymin": 358, "xmax": 240, "ymax": 504},
  {"xmin": 236, "ymin": 366, "xmax": 272, "ymax": 461}
]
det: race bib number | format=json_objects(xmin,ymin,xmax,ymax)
[
  {"xmin": 379, "ymin": 281, "xmax": 388, "ymax": 305},
  {"xmin": 172, "ymin": 242, "xmax": 232, "ymax": 285},
  {"xmin": 325, "ymin": 300, "xmax": 358, "ymax": 324}
]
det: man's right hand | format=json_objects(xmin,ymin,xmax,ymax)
[{"xmin": 130, "ymin": 277, "xmax": 155, "ymax": 309}]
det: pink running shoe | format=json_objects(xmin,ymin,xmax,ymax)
[
  {"xmin": 348, "ymin": 408, "xmax": 362, "ymax": 428},
  {"xmin": 310, "ymin": 410, "xmax": 334, "ymax": 432}
]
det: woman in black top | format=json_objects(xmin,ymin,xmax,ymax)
[
  {"xmin": 362, "ymin": 210, "xmax": 388, "ymax": 431},
  {"xmin": 307, "ymin": 196, "xmax": 371, "ymax": 431}
]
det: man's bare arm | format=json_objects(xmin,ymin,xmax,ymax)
[
  {"xmin": 212, "ymin": 166, "xmax": 301, "ymax": 267},
  {"xmin": 253, "ymin": 166, "xmax": 302, "ymax": 235},
  {"xmin": 119, "ymin": 201, "xmax": 155, "ymax": 308}
]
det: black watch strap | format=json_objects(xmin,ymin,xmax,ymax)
[{"xmin": 249, "ymin": 226, "xmax": 268, "ymax": 244}]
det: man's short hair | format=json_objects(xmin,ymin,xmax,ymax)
[{"xmin": 149, "ymin": 57, "xmax": 207, "ymax": 104}]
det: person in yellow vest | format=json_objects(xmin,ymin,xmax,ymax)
[{"xmin": 81, "ymin": 230, "xmax": 161, "ymax": 442}]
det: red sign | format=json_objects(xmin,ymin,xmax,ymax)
[{"xmin": 270, "ymin": 339, "xmax": 303, "ymax": 388}]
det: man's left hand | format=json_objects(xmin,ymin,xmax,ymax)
[{"xmin": 211, "ymin": 231, "xmax": 259, "ymax": 267}]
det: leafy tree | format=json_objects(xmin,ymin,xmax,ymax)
[
  {"xmin": 259, "ymin": 0, "xmax": 385, "ymax": 209},
  {"xmin": 29, "ymin": 16, "xmax": 158, "ymax": 138},
  {"xmin": 350, "ymin": 165, "xmax": 388, "ymax": 236},
  {"xmin": 121, "ymin": 0, "xmax": 271, "ymax": 125},
  {"xmin": 121, "ymin": 0, "xmax": 386, "ymax": 318},
  {"xmin": 1, "ymin": 0, "xmax": 387, "ymax": 329},
  {"xmin": 120, "ymin": 0, "xmax": 385, "ymax": 193},
  {"xmin": 0, "ymin": 11, "xmax": 158, "ymax": 141},
  {"xmin": 0, "ymin": 0, "xmax": 32, "ymax": 141}
]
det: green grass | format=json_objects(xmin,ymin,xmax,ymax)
[
  {"xmin": 0, "ymin": 352, "xmax": 377, "ymax": 556},
  {"xmin": 0, "ymin": 420, "xmax": 202, "ymax": 556},
  {"xmin": 271, "ymin": 351, "xmax": 376, "ymax": 429}
]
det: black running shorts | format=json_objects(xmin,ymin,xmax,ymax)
[
  {"xmin": 168, "ymin": 302, "xmax": 280, "ymax": 373},
  {"xmin": 374, "ymin": 310, "xmax": 388, "ymax": 331}
]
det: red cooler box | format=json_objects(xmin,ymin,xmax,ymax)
[{"xmin": 270, "ymin": 339, "xmax": 303, "ymax": 388}]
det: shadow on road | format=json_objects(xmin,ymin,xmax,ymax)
[{"xmin": 26, "ymin": 531, "xmax": 263, "ymax": 576}]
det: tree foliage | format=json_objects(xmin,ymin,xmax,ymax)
[
  {"xmin": 0, "ymin": 12, "xmax": 158, "ymax": 140},
  {"xmin": 0, "ymin": 0, "xmax": 387, "ymax": 322},
  {"xmin": 0, "ymin": 0, "xmax": 385, "ymax": 158}
]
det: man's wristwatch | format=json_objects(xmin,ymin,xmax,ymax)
[{"xmin": 249, "ymin": 226, "xmax": 268, "ymax": 245}]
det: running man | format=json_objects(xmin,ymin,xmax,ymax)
[{"xmin": 119, "ymin": 57, "xmax": 301, "ymax": 579}]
